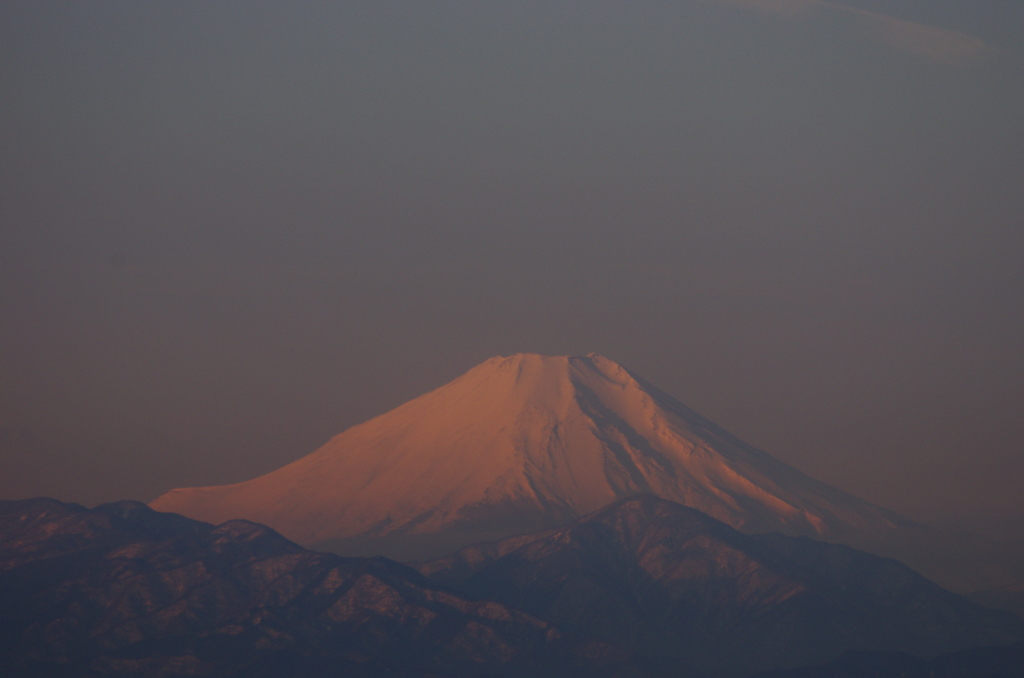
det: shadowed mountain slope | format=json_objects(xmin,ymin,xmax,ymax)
[
  {"xmin": 968, "ymin": 580, "xmax": 1024, "ymax": 620},
  {"xmin": 0, "ymin": 498, "xmax": 637, "ymax": 678},
  {"xmin": 417, "ymin": 495, "xmax": 1024, "ymax": 678}
]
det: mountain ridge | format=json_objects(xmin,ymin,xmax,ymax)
[
  {"xmin": 416, "ymin": 494, "xmax": 1024, "ymax": 678},
  {"xmin": 5, "ymin": 495, "xmax": 1022, "ymax": 678},
  {"xmin": 0, "ymin": 497, "xmax": 633, "ymax": 678}
]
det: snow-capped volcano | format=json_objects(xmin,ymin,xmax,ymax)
[{"xmin": 151, "ymin": 353, "xmax": 911, "ymax": 553}]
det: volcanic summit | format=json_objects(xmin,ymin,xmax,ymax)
[{"xmin": 151, "ymin": 353, "xmax": 912, "ymax": 559}]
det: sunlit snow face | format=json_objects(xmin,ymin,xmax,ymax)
[{"xmin": 151, "ymin": 354, "xmax": 898, "ymax": 560}]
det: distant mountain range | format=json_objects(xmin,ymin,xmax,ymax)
[
  {"xmin": 417, "ymin": 494, "xmax": 1024, "ymax": 678},
  {"xmin": 0, "ymin": 498, "xmax": 627, "ymax": 678},
  {"xmin": 2, "ymin": 496, "xmax": 1023, "ymax": 677},
  {"xmin": 151, "ymin": 353, "xmax": 1024, "ymax": 592}
]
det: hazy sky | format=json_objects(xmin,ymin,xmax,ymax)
[{"xmin": 2, "ymin": 1, "xmax": 1023, "ymax": 538}]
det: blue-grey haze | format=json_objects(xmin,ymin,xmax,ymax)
[{"xmin": 2, "ymin": 1, "xmax": 1022, "ymax": 538}]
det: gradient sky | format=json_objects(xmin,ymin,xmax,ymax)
[{"xmin": 2, "ymin": 1, "xmax": 1023, "ymax": 539}]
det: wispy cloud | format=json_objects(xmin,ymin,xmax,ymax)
[{"xmin": 714, "ymin": 0, "xmax": 990, "ymax": 66}]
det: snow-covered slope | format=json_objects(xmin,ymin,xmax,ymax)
[{"xmin": 151, "ymin": 354, "xmax": 912, "ymax": 551}]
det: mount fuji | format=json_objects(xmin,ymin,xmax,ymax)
[{"xmin": 150, "ymin": 354, "xmax": 1018, "ymax": 591}]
